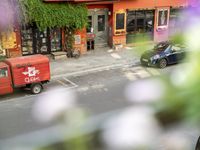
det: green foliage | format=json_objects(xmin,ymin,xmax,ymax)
[
  {"xmin": 0, "ymin": 55, "xmax": 6, "ymax": 61},
  {"xmin": 20, "ymin": 0, "xmax": 88, "ymax": 31}
]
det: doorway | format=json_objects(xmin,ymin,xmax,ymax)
[{"xmin": 87, "ymin": 8, "xmax": 108, "ymax": 49}]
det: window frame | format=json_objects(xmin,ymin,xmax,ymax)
[
  {"xmin": 114, "ymin": 10, "xmax": 127, "ymax": 35},
  {"xmin": 0, "ymin": 67, "xmax": 8, "ymax": 78}
]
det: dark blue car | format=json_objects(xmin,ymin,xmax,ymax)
[{"xmin": 140, "ymin": 41, "xmax": 186, "ymax": 68}]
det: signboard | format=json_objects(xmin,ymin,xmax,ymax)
[
  {"xmin": 116, "ymin": 13, "xmax": 125, "ymax": 30},
  {"xmin": 1, "ymin": 32, "xmax": 16, "ymax": 49},
  {"xmin": 114, "ymin": 10, "xmax": 126, "ymax": 35},
  {"xmin": 0, "ymin": 47, "xmax": 6, "ymax": 56},
  {"xmin": 74, "ymin": 35, "xmax": 81, "ymax": 45}
]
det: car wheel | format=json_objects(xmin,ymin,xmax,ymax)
[
  {"xmin": 158, "ymin": 59, "xmax": 167, "ymax": 68},
  {"xmin": 31, "ymin": 83, "xmax": 43, "ymax": 94}
]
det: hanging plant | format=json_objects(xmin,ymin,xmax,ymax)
[{"xmin": 19, "ymin": 0, "xmax": 88, "ymax": 31}]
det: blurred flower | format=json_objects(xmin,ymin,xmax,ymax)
[
  {"xmin": 125, "ymin": 79, "xmax": 165, "ymax": 103},
  {"xmin": 101, "ymin": 106, "xmax": 162, "ymax": 150},
  {"xmin": 170, "ymin": 66, "xmax": 189, "ymax": 87},
  {"xmin": 0, "ymin": 0, "xmax": 14, "ymax": 31},
  {"xmin": 32, "ymin": 88, "xmax": 77, "ymax": 123},
  {"xmin": 158, "ymin": 131, "xmax": 192, "ymax": 150}
]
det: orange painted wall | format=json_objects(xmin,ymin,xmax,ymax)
[
  {"xmin": 113, "ymin": 0, "xmax": 188, "ymax": 10},
  {"xmin": 74, "ymin": 28, "xmax": 87, "ymax": 54},
  {"xmin": 111, "ymin": 0, "xmax": 189, "ymax": 45}
]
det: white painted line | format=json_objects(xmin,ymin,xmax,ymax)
[
  {"xmin": 0, "ymin": 79, "xmax": 78, "ymax": 104},
  {"xmin": 125, "ymin": 47, "xmax": 132, "ymax": 50},
  {"xmin": 63, "ymin": 77, "xmax": 78, "ymax": 87},
  {"xmin": 146, "ymin": 68, "xmax": 160, "ymax": 75},
  {"xmin": 91, "ymin": 84, "xmax": 104, "ymax": 89},
  {"xmin": 51, "ymin": 63, "xmax": 125, "ymax": 79},
  {"xmin": 77, "ymin": 86, "xmax": 89, "ymax": 92},
  {"xmin": 56, "ymin": 79, "xmax": 69, "ymax": 87},
  {"xmin": 110, "ymin": 53, "xmax": 121, "ymax": 59},
  {"xmin": 107, "ymin": 49, "xmax": 114, "ymax": 53},
  {"xmin": 124, "ymin": 72, "xmax": 138, "ymax": 81}
]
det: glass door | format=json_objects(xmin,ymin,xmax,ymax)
[
  {"xmin": 21, "ymin": 25, "xmax": 34, "ymax": 55},
  {"xmin": 95, "ymin": 9, "xmax": 108, "ymax": 46},
  {"xmin": 34, "ymin": 28, "xmax": 50, "ymax": 54},
  {"xmin": 50, "ymin": 28, "xmax": 62, "ymax": 52}
]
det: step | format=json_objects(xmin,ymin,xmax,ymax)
[{"xmin": 51, "ymin": 51, "xmax": 67, "ymax": 60}]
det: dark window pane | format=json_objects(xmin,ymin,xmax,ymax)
[
  {"xmin": 88, "ymin": 16, "xmax": 92, "ymax": 21},
  {"xmin": 116, "ymin": 13, "xmax": 125, "ymax": 30},
  {"xmin": 127, "ymin": 11, "xmax": 136, "ymax": 32},
  {"xmin": 87, "ymin": 16, "xmax": 93, "ymax": 33},
  {"xmin": 136, "ymin": 11, "xmax": 145, "ymax": 18},
  {"xmin": 98, "ymin": 15, "xmax": 105, "ymax": 31},
  {"xmin": 137, "ymin": 18, "xmax": 144, "ymax": 27},
  {"xmin": 146, "ymin": 10, "xmax": 153, "ymax": 18},
  {"xmin": 50, "ymin": 28, "xmax": 61, "ymax": 52},
  {"xmin": 87, "ymin": 22, "xmax": 92, "ymax": 33}
]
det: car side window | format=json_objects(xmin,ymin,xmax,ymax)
[
  {"xmin": 0, "ymin": 68, "xmax": 8, "ymax": 78},
  {"xmin": 164, "ymin": 45, "xmax": 172, "ymax": 53},
  {"xmin": 172, "ymin": 46, "xmax": 181, "ymax": 52}
]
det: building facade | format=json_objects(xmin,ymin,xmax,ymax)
[{"xmin": 1, "ymin": 0, "xmax": 188, "ymax": 58}]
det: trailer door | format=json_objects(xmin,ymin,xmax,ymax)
[{"xmin": 0, "ymin": 67, "xmax": 13, "ymax": 95}]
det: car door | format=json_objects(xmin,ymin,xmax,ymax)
[
  {"xmin": 176, "ymin": 49, "xmax": 185, "ymax": 62},
  {"xmin": 0, "ymin": 66, "xmax": 13, "ymax": 95},
  {"xmin": 165, "ymin": 45, "xmax": 177, "ymax": 64}
]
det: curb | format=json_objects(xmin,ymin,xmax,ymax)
[{"xmin": 51, "ymin": 61, "xmax": 140, "ymax": 79}]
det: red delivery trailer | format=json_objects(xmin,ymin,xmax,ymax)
[{"xmin": 0, "ymin": 54, "xmax": 50, "ymax": 95}]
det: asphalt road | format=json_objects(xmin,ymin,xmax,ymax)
[{"xmin": 0, "ymin": 64, "xmax": 181, "ymax": 148}]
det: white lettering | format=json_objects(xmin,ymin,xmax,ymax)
[{"xmin": 24, "ymin": 77, "xmax": 40, "ymax": 83}]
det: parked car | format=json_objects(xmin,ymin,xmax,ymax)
[{"xmin": 140, "ymin": 41, "xmax": 186, "ymax": 68}]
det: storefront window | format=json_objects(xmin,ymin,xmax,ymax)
[
  {"xmin": 126, "ymin": 10, "xmax": 154, "ymax": 43},
  {"xmin": 87, "ymin": 16, "xmax": 93, "ymax": 33},
  {"xmin": 169, "ymin": 8, "xmax": 183, "ymax": 35},
  {"xmin": 21, "ymin": 25, "xmax": 34, "ymax": 55},
  {"xmin": 127, "ymin": 11, "xmax": 135, "ymax": 32},
  {"xmin": 145, "ymin": 11, "xmax": 154, "ymax": 32}
]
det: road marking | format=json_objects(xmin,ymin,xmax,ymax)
[
  {"xmin": 57, "ymin": 79, "xmax": 68, "ymax": 87},
  {"xmin": 124, "ymin": 72, "xmax": 138, "ymax": 81},
  {"xmin": 77, "ymin": 86, "xmax": 89, "ymax": 92},
  {"xmin": 110, "ymin": 53, "xmax": 121, "ymax": 59},
  {"xmin": 0, "ymin": 77, "xmax": 78, "ymax": 103},
  {"xmin": 133, "ymin": 69, "xmax": 151, "ymax": 78},
  {"xmin": 146, "ymin": 68, "xmax": 160, "ymax": 76},
  {"xmin": 91, "ymin": 84, "xmax": 104, "ymax": 89},
  {"xmin": 63, "ymin": 77, "xmax": 78, "ymax": 87}
]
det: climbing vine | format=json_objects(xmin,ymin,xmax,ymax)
[{"xmin": 19, "ymin": 0, "xmax": 88, "ymax": 31}]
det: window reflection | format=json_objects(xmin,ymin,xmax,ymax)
[{"xmin": 98, "ymin": 15, "xmax": 105, "ymax": 32}]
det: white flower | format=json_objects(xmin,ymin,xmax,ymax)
[
  {"xmin": 32, "ymin": 87, "xmax": 76, "ymax": 123},
  {"xmin": 125, "ymin": 79, "xmax": 165, "ymax": 103},
  {"xmin": 102, "ymin": 106, "xmax": 162, "ymax": 150},
  {"xmin": 185, "ymin": 18, "xmax": 200, "ymax": 51}
]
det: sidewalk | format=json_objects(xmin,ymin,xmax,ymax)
[{"xmin": 50, "ymin": 47, "xmax": 141, "ymax": 79}]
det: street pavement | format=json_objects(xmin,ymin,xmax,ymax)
[{"xmin": 50, "ymin": 46, "xmax": 141, "ymax": 78}]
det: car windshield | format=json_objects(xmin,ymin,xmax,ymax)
[{"xmin": 154, "ymin": 42, "xmax": 169, "ymax": 51}]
